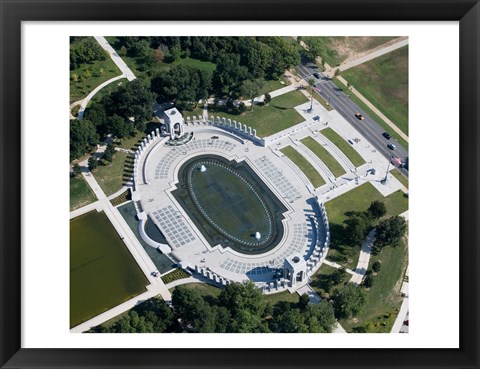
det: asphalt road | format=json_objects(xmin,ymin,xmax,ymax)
[{"xmin": 296, "ymin": 60, "xmax": 409, "ymax": 179}]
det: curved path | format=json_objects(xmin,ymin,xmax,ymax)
[{"xmin": 74, "ymin": 36, "xmax": 137, "ymax": 120}]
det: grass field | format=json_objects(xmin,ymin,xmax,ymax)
[
  {"xmin": 342, "ymin": 238, "xmax": 408, "ymax": 332},
  {"xmin": 325, "ymin": 182, "xmax": 408, "ymax": 226},
  {"xmin": 341, "ymin": 46, "xmax": 408, "ymax": 136},
  {"xmin": 186, "ymin": 90, "xmax": 308, "ymax": 137},
  {"xmin": 324, "ymin": 182, "xmax": 408, "ymax": 269},
  {"xmin": 320, "ymin": 127, "xmax": 366, "ymax": 167},
  {"xmin": 70, "ymin": 176, "xmax": 97, "ymax": 211},
  {"xmin": 390, "ymin": 168, "xmax": 409, "ymax": 188},
  {"xmin": 280, "ymin": 146, "xmax": 326, "ymax": 188},
  {"xmin": 309, "ymin": 263, "xmax": 350, "ymax": 297},
  {"xmin": 87, "ymin": 77, "xmax": 128, "ymax": 106},
  {"xmin": 330, "ymin": 77, "xmax": 409, "ymax": 150},
  {"xmin": 173, "ymin": 283, "xmax": 300, "ymax": 308},
  {"xmin": 70, "ymin": 37, "xmax": 121, "ymax": 103},
  {"xmin": 300, "ymin": 136, "xmax": 346, "ymax": 178},
  {"xmin": 172, "ymin": 282, "xmax": 222, "ymax": 299},
  {"xmin": 70, "ymin": 211, "xmax": 148, "ymax": 328},
  {"xmin": 92, "ymin": 151, "xmax": 130, "ymax": 196}
]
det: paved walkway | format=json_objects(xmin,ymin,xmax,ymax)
[
  {"xmin": 77, "ymin": 75, "xmax": 125, "ymax": 119},
  {"xmin": 94, "ymin": 36, "xmax": 136, "ymax": 81},
  {"xmin": 349, "ymin": 230, "xmax": 376, "ymax": 285},
  {"xmin": 391, "ymin": 288, "xmax": 409, "ymax": 333},
  {"xmin": 74, "ymin": 37, "xmax": 137, "ymax": 119},
  {"xmin": 336, "ymin": 37, "xmax": 408, "ymax": 74}
]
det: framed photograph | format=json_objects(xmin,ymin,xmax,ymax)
[{"xmin": 1, "ymin": 0, "xmax": 479, "ymax": 368}]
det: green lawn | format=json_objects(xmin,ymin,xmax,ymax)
[
  {"xmin": 114, "ymin": 130, "xmax": 145, "ymax": 150},
  {"xmin": 70, "ymin": 176, "xmax": 97, "ymax": 211},
  {"xmin": 92, "ymin": 151, "xmax": 130, "ymax": 196},
  {"xmin": 257, "ymin": 76, "xmax": 290, "ymax": 96},
  {"xmin": 175, "ymin": 57, "xmax": 217, "ymax": 74},
  {"xmin": 172, "ymin": 283, "xmax": 300, "ymax": 308},
  {"xmin": 320, "ymin": 127, "xmax": 365, "ymax": 167},
  {"xmin": 70, "ymin": 37, "xmax": 121, "ymax": 103},
  {"xmin": 324, "ymin": 182, "xmax": 408, "ymax": 269},
  {"xmin": 390, "ymin": 168, "xmax": 409, "ymax": 189},
  {"xmin": 300, "ymin": 136, "xmax": 346, "ymax": 178},
  {"xmin": 87, "ymin": 77, "xmax": 128, "ymax": 106},
  {"xmin": 264, "ymin": 290, "xmax": 299, "ymax": 306},
  {"xmin": 185, "ymin": 90, "xmax": 308, "ymax": 138},
  {"xmin": 325, "ymin": 182, "xmax": 408, "ymax": 226},
  {"xmin": 309, "ymin": 263, "xmax": 350, "ymax": 297},
  {"xmin": 341, "ymin": 238, "xmax": 408, "ymax": 332},
  {"xmin": 171, "ymin": 282, "xmax": 222, "ymax": 299},
  {"xmin": 341, "ymin": 46, "xmax": 408, "ymax": 136},
  {"xmin": 280, "ymin": 146, "xmax": 326, "ymax": 188}
]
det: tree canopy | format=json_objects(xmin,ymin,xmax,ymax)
[
  {"xmin": 70, "ymin": 119, "xmax": 99, "ymax": 160},
  {"xmin": 332, "ymin": 284, "xmax": 367, "ymax": 319},
  {"xmin": 373, "ymin": 216, "xmax": 407, "ymax": 252}
]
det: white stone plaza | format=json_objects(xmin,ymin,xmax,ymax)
[{"xmin": 130, "ymin": 100, "xmax": 406, "ymax": 294}]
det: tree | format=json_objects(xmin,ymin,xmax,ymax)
[
  {"xmin": 334, "ymin": 68, "xmax": 340, "ymax": 76},
  {"xmin": 344, "ymin": 211, "xmax": 371, "ymax": 245},
  {"xmin": 363, "ymin": 274, "xmax": 374, "ymax": 288},
  {"xmin": 264, "ymin": 92, "xmax": 272, "ymax": 105},
  {"xmin": 213, "ymin": 52, "xmax": 248, "ymax": 95},
  {"xmin": 70, "ymin": 37, "xmax": 107, "ymax": 70},
  {"xmin": 72, "ymin": 163, "xmax": 82, "ymax": 177},
  {"xmin": 240, "ymin": 79, "xmax": 264, "ymax": 111},
  {"xmin": 103, "ymin": 143, "xmax": 115, "ymax": 162},
  {"xmin": 374, "ymin": 216, "xmax": 407, "ymax": 252},
  {"xmin": 238, "ymin": 102, "xmax": 247, "ymax": 113},
  {"xmin": 298, "ymin": 293, "xmax": 310, "ymax": 310},
  {"xmin": 106, "ymin": 115, "xmax": 132, "ymax": 139},
  {"xmin": 70, "ymin": 119, "xmax": 99, "ymax": 160},
  {"xmin": 217, "ymin": 282, "xmax": 269, "ymax": 333},
  {"xmin": 368, "ymin": 200, "xmax": 387, "ymax": 219},
  {"xmin": 129, "ymin": 39, "xmax": 151, "ymax": 58},
  {"xmin": 372, "ymin": 261, "xmax": 382, "ymax": 273},
  {"xmin": 332, "ymin": 284, "xmax": 367, "ymax": 319},
  {"xmin": 107, "ymin": 79, "xmax": 154, "ymax": 128},
  {"xmin": 88, "ymin": 156, "xmax": 98, "ymax": 171}
]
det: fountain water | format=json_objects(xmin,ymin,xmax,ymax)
[
  {"xmin": 200, "ymin": 165, "xmax": 207, "ymax": 172},
  {"xmin": 255, "ymin": 232, "xmax": 261, "ymax": 240}
]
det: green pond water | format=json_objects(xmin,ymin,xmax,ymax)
[
  {"xmin": 70, "ymin": 211, "xmax": 148, "ymax": 328},
  {"xmin": 173, "ymin": 155, "xmax": 287, "ymax": 255},
  {"xmin": 117, "ymin": 201, "xmax": 177, "ymax": 274}
]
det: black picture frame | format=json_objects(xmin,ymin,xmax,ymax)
[{"xmin": 1, "ymin": 0, "xmax": 479, "ymax": 368}]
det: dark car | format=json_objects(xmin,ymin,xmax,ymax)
[
  {"xmin": 313, "ymin": 72, "xmax": 320, "ymax": 79},
  {"xmin": 355, "ymin": 113, "xmax": 365, "ymax": 120},
  {"xmin": 387, "ymin": 143, "xmax": 396, "ymax": 150},
  {"xmin": 382, "ymin": 132, "xmax": 392, "ymax": 140}
]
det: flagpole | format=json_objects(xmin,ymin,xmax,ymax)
[{"xmin": 382, "ymin": 158, "xmax": 392, "ymax": 183}]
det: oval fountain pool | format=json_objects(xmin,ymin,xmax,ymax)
[{"xmin": 172, "ymin": 155, "xmax": 287, "ymax": 255}]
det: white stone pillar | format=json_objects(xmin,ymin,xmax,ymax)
[
  {"xmin": 156, "ymin": 128, "xmax": 160, "ymax": 136},
  {"xmin": 253, "ymin": 129, "xmax": 257, "ymax": 137}
]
